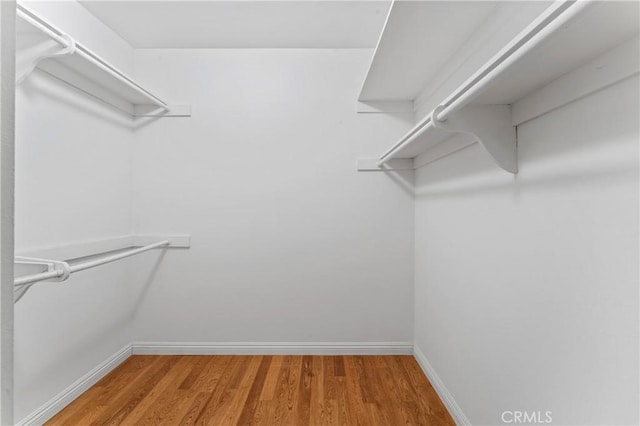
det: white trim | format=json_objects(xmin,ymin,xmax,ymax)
[
  {"xmin": 132, "ymin": 341, "xmax": 413, "ymax": 356},
  {"xmin": 413, "ymin": 345, "xmax": 470, "ymax": 426},
  {"xmin": 16, "ymin": 344, "xmax": 132, "ymax": 426}
]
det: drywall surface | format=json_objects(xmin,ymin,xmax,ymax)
[
  {"xmin": 13, "ymin": 1, "xmax": 137, "ymax": 420},
  {"xmin": 414, "ymin": 76, "xmax": 639, "ymax": 425},
  {"xmin": 14, "ymin": 74, "xmax": 135, "ymax": 421},
  {"xmin": 131, "ymin": 49, "xmax": 415, "ymax": 344}
]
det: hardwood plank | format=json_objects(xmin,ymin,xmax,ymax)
[
  {"xmin": 308, "ymin": 355, "xmax": 326, "ymax": 426},
  {"xmin": 48, "ymin": 398, "xmax": 107, "ymax": 426},
  {"xmin": 322, "ymin": 355, "xmax": 336, "ymax": 401},
  {"xmin": 361, "ymin": 356, "xmax": 401, "ymax": 426},
  {"xmin": 177, "ymin": 392, "xmax": 210, "ymax": 426},
  {"xmin": 258, "ymin": 356, "xmax": 282, "ymax": 401},
  {"xmin": 46, "ymin": 355, "xmax": 157, "ymax": 426},
  {"xmin": 174, "ymin": 357, "xmax": 235, "ymax": 425},
  {"xmin": 270, "ymin": 355, "xmax": 293, "ymax": 425},
  {"xmin": 192, "ymin": 356, "xmax": 246, "ymax": 425},
  {"xmin": 252, "ymin": 401, "xmax": 274, "ymax": 426},
  {"xmin": 210, "ymin": 356, "xmax": 262, "ymax": 426},
  {"xmin": 179, "ymin": 356, "xmax": 210, "ymax": 390},
  {"xmin": 193, "ymin": 355, "xmax": 234, "ymax": 393},
  {"xmin": 250, "ymin": 401, "xmax": 272, "ymax": 426},
  {"xmin": 398, "ymin": 356, "xmax": 456, "ymax": 426},
  {"xmin": 333, "ymin": 356, "xmax": 345, "ymax": 377},
  {"xmin": 127, "ymin": 357, "xmax": 196, "ymax": 425},
  {"xmin": 334, "ymin": 375, "xmax": 354, "ymax": 426},
  {"xmin": 322, "ymin": 399, "xmax": 339, "ymax": 426},
  {"xmin": 45, "ymin": 355, "xmax": 455, "ymax": 426},
  {"xmin": 279, "ymin": 355, "xmax": 303, "ymax": 425},
  {"xmin": 46, "ymin": 385, "xmax": 105, "ymax": 426},
  {"xmin": 297, "ymin": 356, "xmax": 313, "ymax": 425},
  {"xmin": 342, "ymin": 356, "xmax": 368, "ymax": 426},
  {"xmin": 351, "ymin": 356, "xmax": 375, "ymax": 403},
  {"xmin": 236, "ymin": 355, "xmax": 272, "ymax": 425},
  {"xmin": 91, "ymin": 356, "xmax": 182, "ymax": 426},
  {"xmin": 95, "ymin": 356, "xmax": 161, "ymax": 406}
]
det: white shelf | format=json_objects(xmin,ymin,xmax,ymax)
[
  {"xmin": 358, "ymin": 1, "xmax": 500, "ymax": 102},
  {"xmin": 470, "ymin": 1, "xmax": 640, "ymax": 106},
  {"xmin": 15, "ymin": 4, "xmax": 189, "ymax": 118},
  {"xmin": 358, "ymin": 1, "xmax": 554, "ymax": 104},
  {"xmin": 361, "ymin": 1, "xmax": 640, "ymax": 173}
]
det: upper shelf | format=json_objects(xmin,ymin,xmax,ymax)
[
  {"xmin": 363, "ymin": 0, "xmax": 640, "ymax": 173},
  {"xmin": 359, "ymin": 1, "xmax": 499, "ymax": 102},
  {"xmin": 358, "ymin": 1, "xmax": 553, "ymax": 103},
  {"xmin": 15, "ymin": 4, "xmax": 189, "ymax": 118},
  {"xmin": 469, "ymin": 1, "xmax": 640, "ymax": 106}
]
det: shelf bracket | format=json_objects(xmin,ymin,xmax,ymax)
[
  {"xmin": 16, "ymin": 33, "xmax": 76, "ymax": 85},
  {"xmin": 431, "ymin": 104, "xmax": 517, "ymax": 174},
  {"xmin": 14, "ymin": 256, "xmax": 71, "ymax": 282},
  {"xmin": 14, "ymin": 256, "xmax": 71, "ymax": 302}
]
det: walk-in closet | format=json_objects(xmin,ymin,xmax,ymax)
[{"xmin": 0, "ymin": 0, "xmax": 638, "ymax": 424}]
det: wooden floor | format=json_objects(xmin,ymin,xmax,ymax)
[{"xmin": 47, "ymin": 355, "xmax": 455, "ymax": 425}]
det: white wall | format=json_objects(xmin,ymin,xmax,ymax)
[
  {"xmin": 414, "ymin": 76, "xmax": 639, "ymax": 425},
  {"xmin": 13, "ymin": 1, "xmax": 137, "ymax": 420},
  {"xmin": 130, "ymin": 49, "xmax": 415, "ymax": 344}
]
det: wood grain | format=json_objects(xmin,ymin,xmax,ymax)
[{"xmin": 46, "ymin": 355, "xmax": 455, "ymax": 426}]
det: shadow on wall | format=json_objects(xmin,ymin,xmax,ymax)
[
  {"xmin": 18, "ymin": 70, "xmax": 140, "ymax": 129},
  {"xmin": 414, "ymin": 141, "xmax": 637, "ymax": 200},
  {"xmin": 131, "ymin": 249, "xmax": 167, "ymax": 315},
  {"xmin": 383, "ymin": 168, "xmax": 414, "ymax": 196},
  {"xmin": 414, "ymin": 78, "xmax": 639, "ymax": 199}
]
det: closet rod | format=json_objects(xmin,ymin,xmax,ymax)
[
  {"xmin": 378, "ymin": 0, "xmax": 592, "ymax": 165},
  {"xmin": 16, "ymin": 4, "xmax": 169, "ymax": 110},
  {"xmin": 14, "ymin": 240, "xmax": 170, "ymax": 287}
]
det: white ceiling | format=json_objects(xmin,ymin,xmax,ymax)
[{"xmin": 79, "ymin": 1, "xmax": 391, "ymax": 48}]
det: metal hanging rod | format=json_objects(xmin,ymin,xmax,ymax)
[
  {"xmin": 14, "ymin": 240, "xmax": 170, "ymax": 302},
  {"xmin": 16, "ymin": 4, "xmax": 169, "ymax": 111},
  {"xmin": 378, "ymin": 0, "xmax": 592, "ymax": 166}
]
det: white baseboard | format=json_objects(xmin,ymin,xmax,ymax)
[
  {"xmin": 132, "ymin": 341, "xmax": 413, "ymax": 355},
  {"xmin": 16, "ymin": 344, "xmax": 132, "ymax": 426},
  {"xmin": 413, "ymin": 345, "xmax": 471, "ymax": 426}
]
